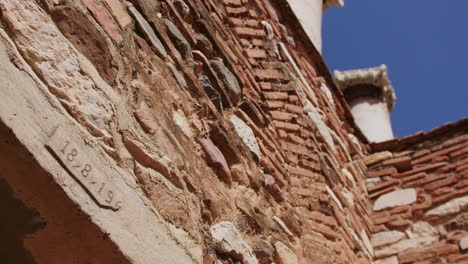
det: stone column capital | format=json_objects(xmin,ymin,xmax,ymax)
[{"xmin": 334, "ymin": 65, "xmax": 396, "ymax": 111}]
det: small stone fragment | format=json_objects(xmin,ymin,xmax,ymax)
[
  {"xmin": 127, "ymin": 2, "xmax": 167, "ymax": 58},
  {"xmin": 210, "ymin": 59, "xmax": 241, "ymax": 104},
  {"xmin": 198, "ymin": 75, "xmax": 223, "ymax": 112},
  {"xmin": 263, "ymin": 174, "xmax": 283, "ymax": 202},
  {"xmin": 199, "ymin": 138, "xmax": 232, "ymax": 185},
  {"xmin": 460, "ymin": 236, "xmax": 468, "ymax": 251},
  {"xmin": 230, "ymin": 115, "xmax": 261, "ymax": 159},
  {"xmin": 210, "ymin": 221, "xmax": 259, "ymax": 264},
  {"xmin": 425, "ymin": 196, "xmax": 468, "ymax": 218},
  {"xmin": 373, "ymin": 256, "xmax": 398, "ymax": 264},
  {"xmin": 167, "ymin": 62, "xmax": 187, "ymax": 89},
  {"xmin": 373, "ymin": 188, "xmax": 417, "ymax": 211},
  {"xmin": 371, "ymin": 231, "xmax": 405, "ymax": 248},
  {"xmin": 162, "ymin": 18, "xmax": 194, "ymax": 70},
  {"xmin": 195, "ymin": 33, "xmax": 214, "ymax": 57},
  {"xmin": 274, "ymin": 241, "xmax": 299, "ymax": 264}
]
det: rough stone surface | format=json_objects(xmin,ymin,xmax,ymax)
[
  {"xmin": 163, "ymin": 18, "xmax": 194, "ymax": 69},
  {"xmin": 274, "ymin": 241, "xmax": 299, "ymax": 264},
  {"xmin": 210, "ymin": 221, "xmax": 259, "ymax": 264},
  {"xmin": 460, "ymin": 236, "xmax": 468, "ymax": 251},
  {"xmin": 373, "ymin": 189, "xmax": 417, "ymax": 211},
  {"xmin": 373, "ymin": 256, "xmax": 398, "ymax": 264},
  {"xmin": 230, "ymin": 115, "xmax": 261, "ymax": 159},
  {"xmin": 371, "ymin": 231, "xmax": 406, "ymax": 248},
  {"xmin": 425, "ymin": 196, "xmax": 468, "ymax": 218},
  {"xmin": 199, "ymin": 138, "xmax": 232, "ymax": 185},
  {"xmin": 210, "ymin": 60, "xmax": 241, "ymax": 104},
  {"xmin": 127, "ymin": 2, "xmax": 167, "ymax": 58}
]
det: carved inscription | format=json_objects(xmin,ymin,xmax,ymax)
[{"xmin": 46, "ymin": 127, "xmax": 123, "ymax": 210}]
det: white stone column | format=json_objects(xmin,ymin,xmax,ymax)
[
  {"xmin": 286, "ymin": 0, "xmax": 344, "ymax": 53},
  {"xmin": 334, "ymin": 65, "xmax": 396, "ymax": 142}
]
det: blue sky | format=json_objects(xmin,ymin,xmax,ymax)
[{"xmin": 323, "ymin": 0, "xmax": 468, "ymax": 137}]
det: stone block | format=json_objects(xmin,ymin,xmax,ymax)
[
  {"xmin": 230, "ymin": 115, "xmax": 261, "ymax": 159},
  {"xmin": 371, "ymin": 231, "xmax": 405, "ymax": 248},
  {"xmin": 373, "ymin": 188, "xmax": 417, "ymax": 211},
  {"xmin": 274, "ymin": 241, "xmax": 299, "ymax": 264},
  {"xmin": 210, "ymin": 221, "xmax": 259, "ymax": 264},
  {"xmin": 425, "ymin": 196, "xmax": 468, "ymax": 218}
]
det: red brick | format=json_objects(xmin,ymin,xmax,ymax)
[
  {"xmin": 299, "ymin": 159, "xmax": 320, "ymax": 171},
  {"xmin": 290, "ymin": 177, "xmax": 302, "ymax": 187},
  {"xmin": 289, "ymin": 95, "xmax": 299, "ymax": 103},
  {"xmin": 432, "ymin": 191, "xmax": 462, "ymax": 204},
  {"xmin": 253, "ymin": 69, "xmax": 289, "ymax": 81},
  {"xmin": 457, "ymin": 163, "xmax": 468, "ymax": 172},
  {"xmin": 388, "ymin": 219, "xmax": 412, "ymax": 228},
  {"xmin": 286, "ymin": 165, "xmax": 317, "ymax": 178},
  {"xmin": 432, "ymin": 187, "xmax": 454, "ymax": 196},
  {"xmin": 225, "ymin": 6, "xmax": 248, "ymax": 15},
  {"xmin": 382, "ymin": 156, "xmax": 412, "ymax": 171},
  {"xmin": 266, "ymin": 100, "xmax": 285, "ymax": 109},
  {"xmin": 368, "ymin": 179, "xmax": 400, "ymax": 193},
  {"xmin": 270, "ymin": 111, "xmax": 294, "ymax": 121},
  {"xmin": 405, "ymin": 173, "xmax": 450, "ymax": 188},
  {"xmin": 311, "ymin": 223, "xmax": 338, "ymax": 240},
  {"xmin": 273, "ymin": 121, "xmax": 300, "ymax": 132},
  {"xmin": 373, "ymin": 214, "xmax": 399, "ymax": 225},
  {"xmin": 396, "ymin": 162, "xmax": 448, "ymax": 177},
  {"xmin": 440, "ymin": 158, "xmax": 468, "ymax": 172},
  {"xmin": 412, "ymin": 149, "xmax": 430, "ymax": 159},
  {"xmin": 287, "ymin": 133, "xmax": 306, "ymax": 145},
  {"xmin": 300, "ymin": 209, "xmax": 337, "ymax": 227},
  {"xmin": 432, "ymin": 134, "xmax": 468, "ymax": 152},
  {"xmin": 368, "ymin": 167, "xmax": 397, "ymax": 178},
  {"xmin": 245, "ymin": 48, "xmax": 267, "ymax": 59},
  {"xmin": 271, "ymin": 83, "xmax": 295, "ymax": 92},
  {"xmin": 451, "ymin": 146, "xmax": 468, "ymax": 158},
  {"xmin": 284, "ymin": 104, "xmax": 304, "ymax": 114},
  {"xmin": 264, "ymin": 91, "xmax": 289, "ymax": 100},
  {"xmin": 402, "ymin": 172, "xmax": 427, "ymax": 184},
  {"xmin": 234, "ymin": 27, "xmax": 265, "ymax": 38},
  {"xmin": 447, "ymin": 253, "xmax": 468, "ymax": 262},
  {"xmin": 369, "ymin": 186, "xmax": 397, "ymax": 199},
  {"xmin": 390, "ymin": 205, "xmax": 412, "ymax": 214},
  {"xmin": 222, "ymin": 0, "xmax": 242, "ymax": 5},
  {"xmin": 398, "ymin": 243, "xmax": 458, "ymax": 263},
  {"xmin": 413, "ymin": 142, "xmax": 468, "ymax": 164},
  {"xmin": 281, "ymin": 140, "xmax": 309, "ymax": 155},
  {"xmin": 424, "ymin": 175, "xmax": 459, "ymax": 192},
  {"xmin": 455, "ymin": 179, "xmax": 468, "ymax": 189}
]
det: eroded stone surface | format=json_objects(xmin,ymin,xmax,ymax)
[
  {"xmin": 371, "ymin": 231, "xmax": 405, "ymax": 248},
  {"xmin": 460, "ymin": 236, "xmax": 468, "ymax": 251},
  {"xmin": 199, "ymin": 138, "xmax": 232, "ymax": 185},
  {"xmin": 274, "ymin": 241, "xmax": 299, "ymax": 264},
  {"xmin": 210, "ymin": 221, "xmax": 259, "ymax": 264},
  {"xmin": 373, "ymin": 256, "xmax": 398, "ymax": 264},
  {"xmin": 425, "ymin": 196, "xmax": 468, "ymax": 218},
  {"xmin": 230, "ymin": 115, "xmax": 261, "ymax": 159},
  {"xmin": 373, "ymin": 189, "xmax": 417, "ymax": 211}
]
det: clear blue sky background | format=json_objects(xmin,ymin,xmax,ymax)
[{"xmin": 323, "ymin": 1, "xmax": 468, "ymax": 137}]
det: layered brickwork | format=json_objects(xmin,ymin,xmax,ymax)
[
  {"xmin": 367, "ymin": 118, "xmax": 468, "ymax": 263},
  {"xmin": 0, "ymin": 0, "xmax": 377, "ymax": 263},
  {"xmin": 0, "ymin": 0, "xmax": 466, "ymax": 263}
]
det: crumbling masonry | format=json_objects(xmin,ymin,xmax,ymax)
[{"xmin": 0, "ymin": 0, "xmax": 466, "ymax": 263}]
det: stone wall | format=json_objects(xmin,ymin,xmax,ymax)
[
  {"xmin": 0, "ymin": 0, "xmax": 466, "ymax": 263},
  {"xmin": 367, "ymin": 119, "xmax": 468, "ymax": 263},
  {"xmin": 0, "ymin": 0, "xmax": 377, "ymax": 263}
]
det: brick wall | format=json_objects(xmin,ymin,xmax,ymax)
[{"xmin": 367, "ymin": 119, "xmax": 468, "ymax": 263}]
